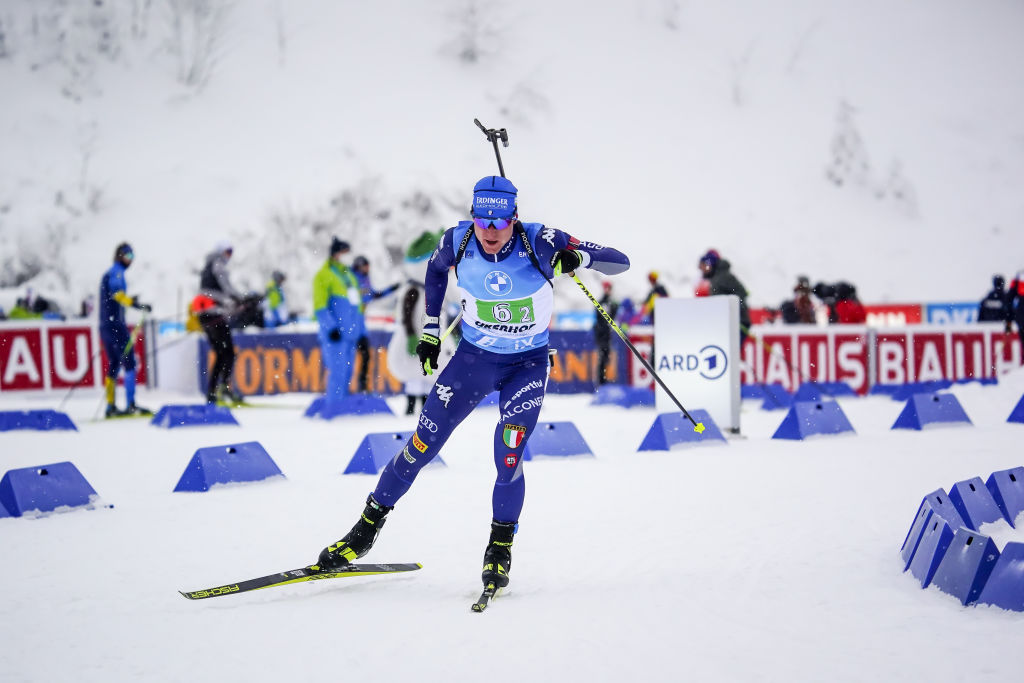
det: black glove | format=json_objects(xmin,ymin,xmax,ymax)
[
  {"xmin": 550, "ymin": 249, "xmax": 583, "ymax": 276},
  {"xmin": 416, "ymin": 332, "xmax": 440, "ymax": 376},
  {"xmin": 131, "ymin": 297, "xmax": 152, "ymax": 313},
  {"xmin": 327, "ymin": 328, "xmax": 342, "ymax": 342}
]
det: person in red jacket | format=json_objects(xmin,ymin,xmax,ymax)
[{"xmin": 833, "ymin": 282, "xmax": 866, "ymax": 324}]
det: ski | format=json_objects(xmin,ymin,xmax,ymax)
[
  {"xmin": 471, "ymin": 582, "xmax": 499, "ymax": 613},
  {"xmin": 179, "ymin": 562, "xmax": 422, "ymax": 600}
]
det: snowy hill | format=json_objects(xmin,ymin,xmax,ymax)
[{"xmin": 2, "ymin": 0, "xmax": 1024, "ymax": 319}]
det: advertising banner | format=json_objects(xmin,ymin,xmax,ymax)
[
  {"xmin": 926, "ymin": 302, "xmax": 979, "ymax": 324},
  {"xmin": 739, "ymin": 325, "xmax": 870, "ymax": 394},
  {"xmin": 197, "ymin": 329, "xmax": 629, "ymax": 397},
  {"xmin": 0, "ymin": 320, "xmax": 149, "ymax": 393},
  {"xmin": 653, "ymin": 297, "xmax": 741, "ymax": 432}
]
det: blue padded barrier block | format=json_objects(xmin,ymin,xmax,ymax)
[
  {"xmin": 948, "ymin": 477, "xmax": 1005, "ymax": 530},
  {"xmin": 908, "ymin": 514, "xmax": 956, "ymax": 588},
  {"xmin": 343, "ymin": 432, "xmax": 446, "ymax": 475},
  {"xmin": 924, "ymin": 488, "xmax": 967, "ymax": 529},
  {"xmin": 174, "ymin": 442, "xmax": 283, "ymax": 492},
  {"xmin": 741, "ymin": 384, "xmax": 765, "ymax": 400},
  {"xmin": 793, "ymin": 383, "xmax": 825, "ymax": 403},
  {"xmin": 591, "ymin": 384, "xmax": 656, "ymax": 408},
  {"xmin": 523, "ymin": 422, "xmax": 594, "ymax": 460},
  {"xmin": 901, "ymin": 496, "xmax": 939, "ymax": 571},
  {"xmin": 976, "ymin": 542, "xmax": 1024, "ymax": 612},
  {"xmin": 637, "ymin": 410, "xmax": 727, "ymax": 451},
  {"xmin": 0, "ymin": 462, "xmax": 98, "ymax": 516},
  {"xmin": 931, "ymin": 527, "xmax": 1000, "ymax": 605},
  {"xmin": 986, "ymin": 467, "xmax": 1024, "ymax": 528},
  {"xmin": 890, "ymin": 380, "xmax": 954, "ymax": 401},
  {"xmin": 891, "ymin": 393, "xmax": 971, "ymax": 430},
  {"xmin": 0, "ymin": 410, "xmax": 77, "ymax": 432},
  {"xmin": 1009, "ymin": 395, "xmax": 1024, "ymax": 425},
  {"xmin": 304, "ymin": 395, "xmax": 393, "ymax": 419},
  {"xmin": 760, "ymin": 384, "xmax": 793, "ymax": 411},
  {"xmin": 771, "ymin": 400, "xmax": 855, "ymax": 440},
  {"xmin": 818, "ymin": 381, "xmax": 858, "ymax": 397},
  {"xmin": 151, "ymin": 404, "xmax": 238, "ymax": 429}
]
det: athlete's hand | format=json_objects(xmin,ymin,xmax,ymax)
[
  {"xmin": 416, "ymin": 333, "xmax": 440, "ymax": 376},
  {"xmin": 550, "ymin": 249, "xmax": 583, "ymax": 277}
]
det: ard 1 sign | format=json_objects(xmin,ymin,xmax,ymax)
[{"xmin": 654, "ymin": 296, "xmax": 741, "ymax": 432}]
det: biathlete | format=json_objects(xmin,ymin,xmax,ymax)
[
  {"xmin": 98, "ymin": 242, "xmax": 152, "ymax": 417},
  {"xmin": 312, "ymin": 175, "xmax": 630, "ymax": 591}
]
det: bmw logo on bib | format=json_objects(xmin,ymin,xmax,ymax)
[{"xmin": 485, "ymin": 271, "xmax": 513, "ymax": 296}]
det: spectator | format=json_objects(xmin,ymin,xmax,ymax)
[
  {"xmin": 699, "ymin": 249, "xmax": 752, "ymax": 341},
  {"xmin": 593, "ymin": 280, "xmax": 619, "ymax": 385},
  {"xmin": 1006, "ymin": 272, "xmax": 1024, "ymax": 356},
  {"xmin": 8, "ymin": 296, "xmax": 40, "ymax": 320},
  {"xmin": 978, "ymin": 275, "xmax": 1011, "ymax": 323},
  {"xmin": 193, "ymin": 240, "xmax": 245, "ymax": 404},
  {"xmin": 386, "ymin": 231, "xmax": 453, "ymax": 414},
  {"xmin": 313, "ymin": 237, "xmax": 363, "ymax": 408},
  {"xmin": 263, "ymin": 270, "xmax": 290, "ymax": 328},
  {"xmin": 351, "ymin": 255, "xmax": 400, "ymax": 393},
  {"xmin": 98, "ymin": 242, "xmax": 152, "ymax": 417},
  {"xmin": 833, "ymin": 282, "xmax": 867, "ymax": 324},
  {"xmin": 641, "ymin": 271, "xmax": 669, "ymax": 322},
  {"xmin": 780, "ymin": 275, "xmax": 816, "ymax": 324}
]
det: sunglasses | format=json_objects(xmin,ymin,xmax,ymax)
[{"xmin": 472, "ymin": 215, "xmax": 514, "ymax": 230}]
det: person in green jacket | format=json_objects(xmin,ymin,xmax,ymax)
[{"xmin": 313, "ymin": 238, "xmax": 364, "ymax": 407}]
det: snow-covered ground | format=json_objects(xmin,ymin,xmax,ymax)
[{"xmin": 2, "ymin": 373, "xmax": 1024, "ymax": 682}]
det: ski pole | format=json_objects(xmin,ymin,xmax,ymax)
[
  {"xmin": 474, "ymin": 118, "xmax": 509, "ymax": 177},
  {"xmin": 572, "ymin": 273, "xmax": 705, "ymax": 434},
  {"xmin": 440, "ymin": 310, "xmax": 463, "ymax": 342}
]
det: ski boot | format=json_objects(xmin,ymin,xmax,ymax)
[
  {"xmin": 126, "ymin": 403, "xmax": 153, "ymax": 416},
  {"xmin": 104, "ymin": 404, "xmax": 126, "ymax": 419},
  {"xmin": 312, "ymin": 494, "xmax": 393, "ymax": 571},
  {"xmin": 481, "ymin": 520, "xmax": 516, "ymax": 589},
  {"xmin": 217, "ymin": 383, "xmax": 245, "ymax": 406}
]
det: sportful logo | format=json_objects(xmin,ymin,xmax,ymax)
[
  {"xmin": 436, "ymin": 383, "xmax": 454, "ymax": 407},
  {"xmin": 485, "ymin": 271, "xmax": 513, "ymax": 296},
  {"xmin": 503, "ymin": 379, "xmax": 544, "ymax": 408}
]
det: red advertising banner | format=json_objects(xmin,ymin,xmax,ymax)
[
  {"xmin": 733, "ymin": 323, "xmax": 1020, "ymax": 394},
  {"xmin": 739, "ymin": 326, "xmax": 871, "ymax": 393},
  {"xmin": 0, "ymin": 321, "xmax": 149, "ymax": 393}
]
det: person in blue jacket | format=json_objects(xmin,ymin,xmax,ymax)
[
  {"xmin": 312, "ymin": 238, "xmax": 364, "ymax": 409},
  {"xmin": 98, "ymin": 242, "xmax": 152, "ymax": 417},
  {"xmin": 311, "ymin": 175, "xmax": 630, "ymax": 593}
]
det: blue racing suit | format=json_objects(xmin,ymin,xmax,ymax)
[
  {"xmin": 371, "ymin": 221, "xmax": 629, "ymax": 522},
  {"xmin": 98, "ymin": 262, "xmax": 138, "ymax": 403}
]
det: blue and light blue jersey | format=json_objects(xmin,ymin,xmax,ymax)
[{"xmin": 424, "ymin": 221, "xmax": 629, "ymax": 354}]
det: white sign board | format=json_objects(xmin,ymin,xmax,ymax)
[{"xmin": 654, "ymin": 296, "xmax": 741, "ymax": 432}]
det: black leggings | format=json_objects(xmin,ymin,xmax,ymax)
[
  {"xmin": 356, "ymin": 335, "xmax": 370, "ymax": 392},
  {"xmin": 201, "ymin": 315, "xmax": 235, "ymax": 395}
]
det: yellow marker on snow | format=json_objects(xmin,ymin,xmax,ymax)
[{"xmin": 694, "ymin": 422, "xmax": 706, "ymax": 434}]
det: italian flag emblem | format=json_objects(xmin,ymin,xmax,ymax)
[{"xmin": 503, "ymin": 424, "xmax": 526, "ymax": 448}]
